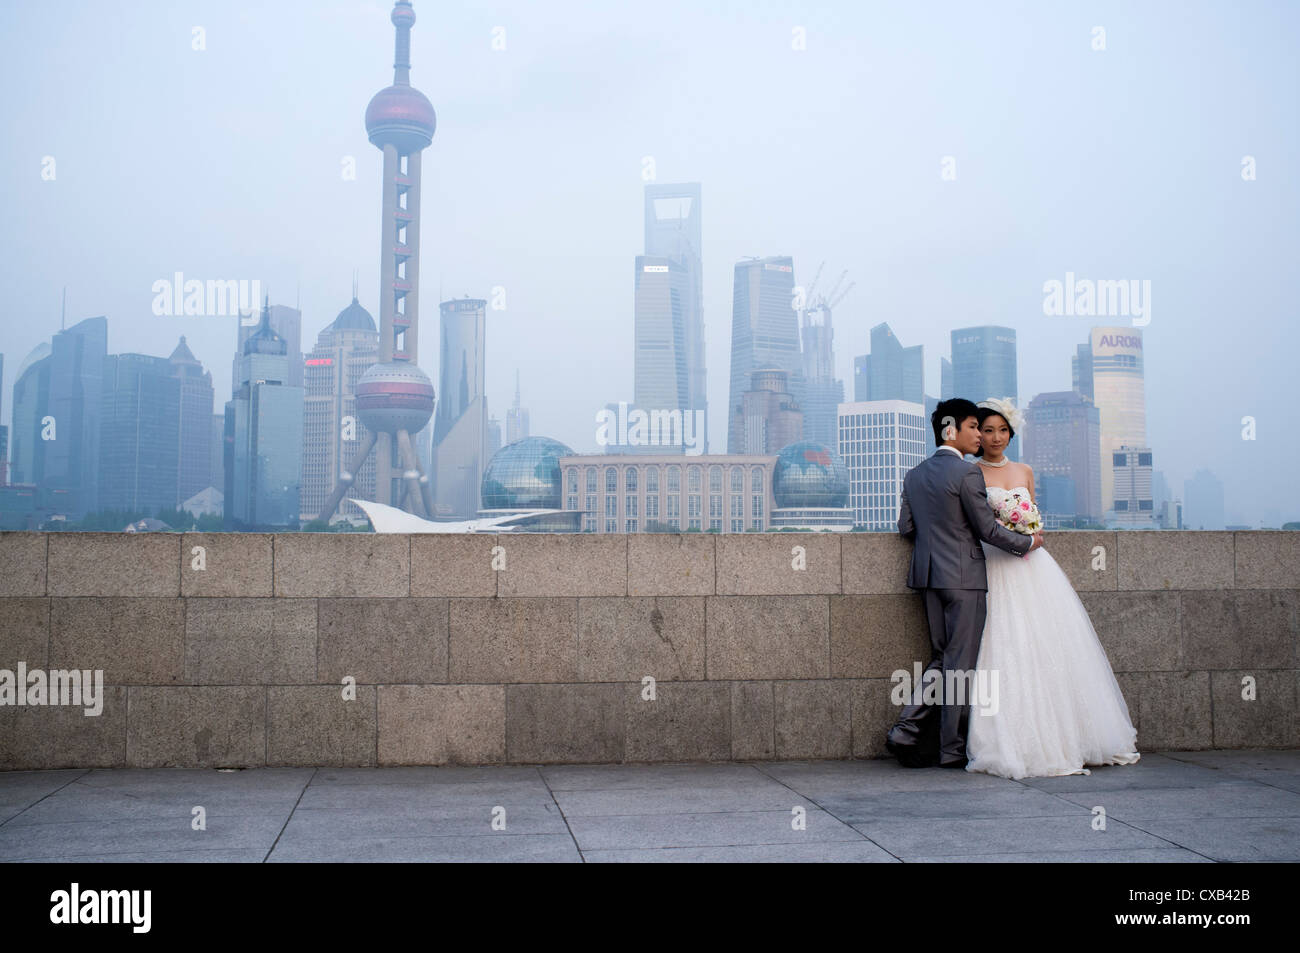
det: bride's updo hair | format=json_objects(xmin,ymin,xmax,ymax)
[{"xmin": 974, "ymin": 407, "xmax": 1013, "ymax": 458}]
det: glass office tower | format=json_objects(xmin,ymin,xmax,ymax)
[
  {"xmin": 228, "ymin": 306, "xmax": 303, "ymax": 528},
  {"xmin": 169, "ymin": 336, "xmax": 215, "ymax": 506},
  {"xmin": 10, "ymin": 342, "xmax": 52, "ymax": 487},
  {"xmin": 633, "ymin": 256, "xmax": 690, "ymax": 437},
  {"xmin": 99, "ymin": 354, "xmax": 181, "ymax": 514},
  {"xmin": 728, "ymin": 256, "xmax": 800, "ymax": 452},
  {"xmin": 854, "ymin": 323, "xmax": 924, "ymax": 404},
  {"xmin": 46, "ymin": 316, "xmax": 107, "ymax": 519},
  {"xmin": 642, "ymin": 183, "xmax": 706, "ymax": 452},
  {"xmin": 433, "ymin": 297, "xmax": 488, "ymax": 518},
  {"xmin": 951, "ymin": 325, "xmax": 1018, "ymax": 461}
]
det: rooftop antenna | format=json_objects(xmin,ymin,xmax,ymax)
[
  {"xmin": 61, "ymin": 286, "xmax": 66, "ymax": 330},
  {"xmin": 352, "ymin": 269, "xmax": 359, "ymax": 301}
]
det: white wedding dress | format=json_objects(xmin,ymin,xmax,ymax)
[{"xmin": 965, "ymin": 486, "xmax": 1141, "ymax": 780}]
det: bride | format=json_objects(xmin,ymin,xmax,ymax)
[{"xmin": 964, "ymin": 398, "xmax": 1140, "ymax": 779}]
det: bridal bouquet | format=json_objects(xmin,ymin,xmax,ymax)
[{"xmin": 991, "ymin": 491, "xmax": 1042, "ymax": 535}]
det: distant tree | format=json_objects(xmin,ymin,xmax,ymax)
[
  {"xmin": 193, "ymin": 513, "xmax": 224, "ymax": 532},
  {"xmin": 156, "ymin": 507, "xmax": 199, "ymax": 531}
]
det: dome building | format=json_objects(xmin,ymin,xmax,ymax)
[
  {"xmin": 478, "ymin": 436, "xmax": 583, "ymax": 531},
  {"xmin": 768, "ymin": 440, "xmax": 854, "ymax": 531}
]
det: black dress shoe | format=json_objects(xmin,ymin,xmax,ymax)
[
  {"xmin": 939, "ymin": 758, "xmax": 968, "ymax": 769},
  {"xmin": 886, "ymin": 740, "xmax": 939, "ymax": 768}
]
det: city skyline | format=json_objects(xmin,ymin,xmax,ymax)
[{"xmin": 2, "ymin": 1, "xmax": 1297, "ymax": 526}]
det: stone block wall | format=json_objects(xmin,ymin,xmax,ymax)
[{"xmin": 0, "ymin": 531, "xmax": 1296, "ymax": 769}]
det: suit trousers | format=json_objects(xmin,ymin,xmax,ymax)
[{"xmin": 887, "ymin": 587, "xmax": 987, "ymax": 764}]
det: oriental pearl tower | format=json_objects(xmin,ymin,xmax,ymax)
[{"xmin": 321, "ymin": 0, "xmax": 437, "ymax": 520}]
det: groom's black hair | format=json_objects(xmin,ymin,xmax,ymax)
[
  {"xmin": 974, "ymin": 406, "xmax": 1015, "ymax": 458},
  {"xmin": 932, "ymin": 398, "xmax": 980, "ymax": 446}
]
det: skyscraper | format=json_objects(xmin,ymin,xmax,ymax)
[
  {"xmin": 301, "ymin": 296, "xmax": 380, "ymax": 521},
  {"xmin": 729, "ymin": 256, "xmax": 799, "ymax": 452},
  {"xmin": 226, "ymin": 304, "xmax": 304, "ymax": 528},
  {"xmin": 169, "ymin": 336, "xmax": 214, "ymax": 506},
  {"xmin": 46, "ymin": 316, "xmax": 107, "ymax": 519},
  {"xmin": 642, "ymin": 183, "xmax": 706, "ymax": 451},
  {"xmin": 99, "ymin": 353, "xmax": 181, "ymax": 514},
  {"xmin": 1071, "ymin": 342, "xmax": 1093, "ymax": 400},
  {"xmin": 633, "ymin": 256, "xmax": 690, "ymax": 451},
  {"xmin": 318, "ymin": 0, "xmax": 437, "ymax": 520},
  {"xmin": 10, "ymin": 342, "xmax": 52, "ymax": 487},
  {"xmin": 1024, "ymin": 390, "xmax": 1102, "ymax": 525},
  {"xmin": 798, "ymin": 306, "xmax": 843, "ymax": 452},
  {"xmin": 432, "ymin": 297, "xmax": 488, "ymax": 518},
  {"xmin": 235, "ymin": 304, "xmax": 303, "ymax": 392},
  {"xmin": 853, "ymin": 323, "xmax": 923, "ymax": 404},
  {"xmin": 951, "ymin": 325, "xmax": 1018, "ymax": 460},
  {"xmin": 209, "ymin": 413, "xmax": 224, "ymax": 496},
  {"xmin": 1073, "ymin": 326, "xmax": 1146, "ymax": 518}
]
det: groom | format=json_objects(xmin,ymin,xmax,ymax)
[{"xmin": 885, "ymin": 398, "xmax": 1043, "ymax": 768}]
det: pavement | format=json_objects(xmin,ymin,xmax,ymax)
[{"xmin": 2, "ymin": 749, "xmax": 1298, "ymax": 862}]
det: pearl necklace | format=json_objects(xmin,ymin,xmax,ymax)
[{"xmin": 978, "ymin": 457, "xmax": 1009, "ymax": 468}]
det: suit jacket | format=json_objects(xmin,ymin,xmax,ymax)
[{"xmin": 897, "ymin": 448, "xmax": 1033, "ymax": 590}]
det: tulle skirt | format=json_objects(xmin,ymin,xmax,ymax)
[{"xmin": 966, "ymin": 542, "xmax": 1141, "ymax": 780}]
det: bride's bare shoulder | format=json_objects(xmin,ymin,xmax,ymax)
[{"xmin": 1015, "ymin": 462, "xmax": 1036, "ymax": 492}]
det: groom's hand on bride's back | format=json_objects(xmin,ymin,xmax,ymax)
[{"xmin": 1025, "ymin": 531, "xmax": 1044, "ymax": 554}]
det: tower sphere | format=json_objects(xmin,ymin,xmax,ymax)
[
  {"xmin": 392, "ymin": 0, "xmax": 416, "ymax": 27},
  {"xmin": 355, "ymin": 361, "xmax": 436, "ymax": 435},
  {"xmin": 365, "ymin": 85, "xmax": 436, "ymax": 153}
]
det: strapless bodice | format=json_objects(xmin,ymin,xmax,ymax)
[{"xmin": 985, "ymin": 486, "xmax": 1030, "ymax": 497}]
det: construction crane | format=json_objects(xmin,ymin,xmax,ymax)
[
  {"xmin": 804, "ymin": 261, "xmax": 825, "ymax": 310},
  {"xmin": 828, "ymin": 281, "xmax": 855, "ymax": 310},
  {"xmin": 823, "ymin": 270, "xmax": 849, "ymax": 308}
]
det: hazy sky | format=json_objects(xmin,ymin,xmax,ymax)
[{"xmin": 2, "ymin": 0, "xmax": 1297, "ymax": 525}]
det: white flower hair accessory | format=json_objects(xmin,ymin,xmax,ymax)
[{"xmin": 977, "ymin": 397, "xmax": 1024, "ymax": 433}]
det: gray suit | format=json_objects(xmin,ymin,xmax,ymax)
[{"xmin": 887, "ymin": 447, "xmax": 1034, "ymax": 765}]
